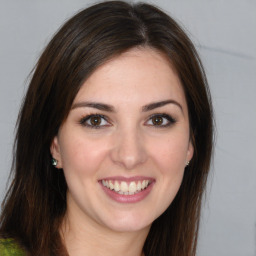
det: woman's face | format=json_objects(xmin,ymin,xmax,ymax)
[{"xmin": 51, "ymin": 48, "xmax": 193, "ymax": 233}]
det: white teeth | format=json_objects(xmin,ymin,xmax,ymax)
[
  {"xmin": 109, "ymin": 180, "xmax": 114, "ymax": 190},
  {"xmin": 120, "ymin": 181, "xmax": 129, "ymax": 192},
  {"xmin": 129, "ymin": 181, "xmax": 137, "ymax": 194},
  {"xmin": 102, "ymin": 179, "xmax": 151, "ymax": 194},
  {"xmin": 141, "ymin": 180, "xmax": 146, "ymax": 189},
  {"xmin": 137, "ymin": 181, "xmax": 142, "ymax": 191},
  {"xmin": 114, "ymin": 181, "xmax": 120, "ymax": 192}
]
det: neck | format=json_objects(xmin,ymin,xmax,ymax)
[{"xmin": 60, "ymin": 207, "xmax": 150, "ymax": 256}]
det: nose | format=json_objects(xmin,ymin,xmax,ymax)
[{"xmin": 110, "ymin": 127, "xmax": 147, "ymax": 170}]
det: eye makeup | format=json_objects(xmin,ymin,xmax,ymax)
[
  {"xmin": 145, "ymin": 113, "xmax": 176, "ymax": 128},
  {"xmin": 78, "ymin": 112, "xmax": 176, "ymax": 130},
  {"xmin": 79, "ymin": 114, "xmax": 111, "ymax": 129}
]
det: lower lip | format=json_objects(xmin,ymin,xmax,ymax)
[{"xmin": 100, "ymin": 182, "xmax": 154, "ymax": 203}]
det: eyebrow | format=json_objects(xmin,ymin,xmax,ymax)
[
  {"xmin": 142, "ymin": 99, "xmax": 183, "ymax": 113},
  {"xmin": 71, "ymin": 102, "xmax": 115, "ymax": 112},
  {"xmin": 71, "ymin": 99, "xmax": 183, "ymax": 113}
]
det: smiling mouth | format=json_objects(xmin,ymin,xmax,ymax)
[{"xmin": 101, "ymin": 179, "xmax": 151, "ymax": 195}]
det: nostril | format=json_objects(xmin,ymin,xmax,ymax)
[{"xmin": 109, "ymin": 133, "xmax": 147, "ymax": 169}]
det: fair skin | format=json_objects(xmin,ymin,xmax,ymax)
[{"xmin": 51, "ymin": 47, "xmax": 193, "ymax": 256}]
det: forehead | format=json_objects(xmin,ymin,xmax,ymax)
[{"xmin": 74, "ymin": 47, "xmax": 187, "ymax": 110}]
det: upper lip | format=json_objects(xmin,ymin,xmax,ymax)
[{"xmin": 99, "ymin": 176, "xmax": 155, "ymax": 182}]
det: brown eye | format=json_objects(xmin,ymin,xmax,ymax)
[
  {"xmin": 152, "ymin": 116, "xmax": 163, "ymax": 125},
  {"xmin": 90, "ymin": 116, "xmax": 102, "ymax": 126},
  {"xmin": 80, "ymin": 114, "xmax": 109, "ymax": 128},
  {"xmin": 146, "ymin": 114, "xmax": 176, "ymax": 128}
]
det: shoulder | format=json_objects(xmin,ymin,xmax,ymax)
[{"xmin": 0, "ymin": 238, "xmax": 26, "ymax": 256}]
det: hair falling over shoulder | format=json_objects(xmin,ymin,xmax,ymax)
[{"xmin": 0, "ymin": 1, "xmax": 214, "ymax": 255}]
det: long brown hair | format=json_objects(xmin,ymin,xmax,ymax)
[{"xmin": 0, "ymin": 1, "xmax": 214, "ymax": 255}]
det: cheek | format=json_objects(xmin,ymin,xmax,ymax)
[
  {"xmin": 59, "ymin": 136, "xmax": 110, "ymax": 177},
  {"xmin": 149, "ymin": 134, "xmax": 189, "ymax": 174},
  {"xmin": 145, "ymin": 135, "xmax": 189, "ymax": 218}
]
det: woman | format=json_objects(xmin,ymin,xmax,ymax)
[{"xmin": 0, "ymin": 1, "xmax": 213, "ymax": 255}]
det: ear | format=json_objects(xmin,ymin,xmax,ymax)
[
  {"xmin": 186, "ymin": 140, "xmax": 194, "ymax": 165},
  {"xmin": 50, "ymin": 136, "xmax": 62, "ymax": 168}
]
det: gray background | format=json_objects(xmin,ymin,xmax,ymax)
[{"xmin": 0, "ymin": 0, "xmax": 255, "ymax": 255}]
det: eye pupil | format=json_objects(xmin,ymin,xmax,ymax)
[
  {"xmin": 152, "ymin": 116, "xmax": 163, "ymax": 125},
  {"xmin": 90, "ymin": 116, "xmax": 101, "ymax": 126}
]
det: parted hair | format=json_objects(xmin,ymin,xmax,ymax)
[{"xmin": 0, "ymin": 1, "xmax": 214, "ymax": 255}]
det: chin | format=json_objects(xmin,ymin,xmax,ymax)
[{"xmin": 101, "ymin": 213, "xmax": 153, "ymax": 233}]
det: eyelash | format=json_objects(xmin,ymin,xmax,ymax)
[
  {"xmin": 79, "ymin": 114, "xmax": 110, "ymax": 129},
  {"xmin": 147, "ymin": 113, "xmax": 176, "ymax": 128},
  {"xmin": 79, "ymin": 113, "xmax": 176, "ymax": 129}
]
